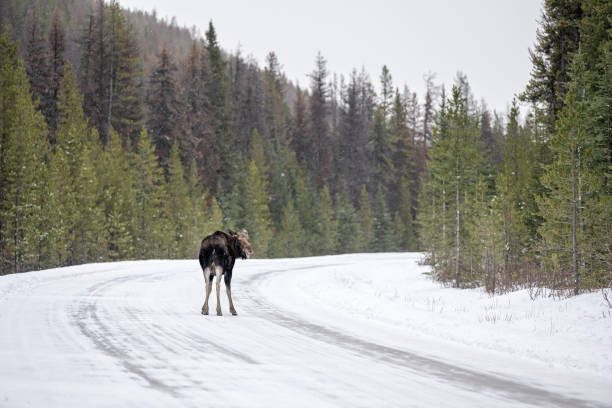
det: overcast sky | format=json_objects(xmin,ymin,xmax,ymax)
[{"xmin": 119, "ymin": 0, "xmax": 543, "ymax": 114}]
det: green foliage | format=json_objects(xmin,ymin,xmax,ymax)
[
  {"xmin": 335, "ymin": 183, "xmax": 360, "ymax": 254},
  {"xmin": 232, "ymin": 160, "xmax": 273, "ymax": 258},
  {"xmin": 0, "ymin": 28, "xmax": 48, "ymax": 273},
  {"xmin": 277, "ymin": 200, "xmax": 303, "ymax": 258},
  {"xmin": 131, "ymin": 127, "xmax": 167, "ymax": 258},
  {"xmin": 418, "ymin": 86, "xmax": 484, "ymax": 286},
  {"xmin": 166, "ymin": 142, "xmax": 190, "ymax": 258},
  {"xmin": 394, "ymin": 177, "xmax": 416, "ymax": 251},
  {"xmin": 357, "ymin": 185, "xmax": 374, "ymax": 252},
  {"xmin": 101, "ymin": 130, "xmax": 137, "ymax": 260},
  {"xmin": 372, "ymin": 186, "xmax": 392, "ymax": 252},
  {"xmin": 2, "ymin": 0, "xmax": 609, "ymax": 298},
  {"xmin": 313, "ymin": 185, "xmax": 338, "ymax": 255}
]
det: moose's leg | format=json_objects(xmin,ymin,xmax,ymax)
[
  {"xmin": 224, "ymin": 273, "xmax": 237, "ymax": 315},
  {"xmin": 202, "ymin": 267, "xmax": 212, "ymax": 315},
  {"xmin": 215, "ymin": 266, "xmax": 223, "ymax": 316}
]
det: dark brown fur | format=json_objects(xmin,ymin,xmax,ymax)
[{"xmin": 198, "ymin": 229, "xmax": 252, "ymax": 315}]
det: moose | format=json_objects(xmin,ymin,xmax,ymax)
[{"xmin": 198, "ymin": 229, "xmax": 253, "ymax": 316}]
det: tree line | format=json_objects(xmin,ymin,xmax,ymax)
[
  {"xmin": 0, "ymin": 0, "xmax": 610, "ymax": 297},
  {"xmin": 419, "ymin": 0, "xmax": 611, "ymax": 295}
]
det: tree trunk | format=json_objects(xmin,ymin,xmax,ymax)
[
  {"xmin": 571, "ymin": 144, "xmax": 579, "ymax": 295},
  {"xmin": 107, "ymin": 13, "xmax": 115, "ymax": 140},
  {"xmin": 456, "ymin": 157, "xmax": 460, "ymax": 287}
]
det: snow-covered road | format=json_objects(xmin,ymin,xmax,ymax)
[{"xmin": 0, "ymin": 254, "xmax": 610, "ymax": 407}]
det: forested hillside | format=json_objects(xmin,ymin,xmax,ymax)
[{"xmin": 0, "ymin": 0, "xmax": 609, "ymax": 297}]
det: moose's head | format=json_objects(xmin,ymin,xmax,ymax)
[{"xmin": 229, "ymin": 229, "xmax": 253, "ymax": 259}]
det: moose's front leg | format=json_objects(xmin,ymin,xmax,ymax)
[{"xmin": 224, "ymin": 273, "xmax": 237, "ymax": 315}]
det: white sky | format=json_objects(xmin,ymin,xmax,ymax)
[{"xmin": 120, "ymin": 0, "xmax": 543, "ymax": 114}]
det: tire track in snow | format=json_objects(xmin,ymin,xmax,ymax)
[
  {"xmin": 72, "ymin": 269, "xmax": 257, "ymax": 400},
  {"xmin": 242, "ymin": 265, "xmax": 607, "ymax": 408}
]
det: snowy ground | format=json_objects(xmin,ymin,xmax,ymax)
[{"xmin": 0, "ymin": 253, "xmax": 610, "ymax": 407}]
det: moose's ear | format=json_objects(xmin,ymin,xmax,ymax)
[
  {"xmin": 241, "ymin": 229, "xmax": 249, "ymax": 238},
  {"xmin": 228, "ymin": 229, "xmax": 237, "ymax": 236}
]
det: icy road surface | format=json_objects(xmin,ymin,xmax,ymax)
[{"xmin": 0, "ymin": 253, "xmax": 610, "ymax": 407}]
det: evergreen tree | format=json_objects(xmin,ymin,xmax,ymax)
[
  {"xmin": 521, "ymin": 0, "xmax": 583, "ymax": 132},
  {"xmin": 313, "ymin": 185, "xmax": 338, "ymax": 255},
  {"xmin": 23, "ymin": 8, "xmax": 50, "ymax": 117},
  {"xmin": 0, "ymin": 29, "xmax": 48, "ymax": 273},
  {"xmin": 357, "ymin": 185, "xmax": 374, "ymax": 252},
  {"xmin": 204, "ymin": 21, "xmax": 232, "ymax": 195},
  {"xmin": 277, "ymin": 200, "xmax": 303, "ymax": 258},
  {"xmin": 181, "ymin": 41, "xmax": 214, "ymax": 173},
  {"xmin": 335, "ymin": 183, "xmax": 360, "ymax": 254},
  {"xmin": 48, "ymin": 146, "xmax": 75, "ymax": 266},
  {"xmin": 419, "ymin": 86, "xmax": 483, "ymax": 286},
  {"xmin": 232, "ymin": 160, "xmax": 273, "ymax": 257},
  {"xmin": 292, "ymin": 85, "xmax": 309, "ymax": 165},
  {"xmin": 101, "ymin": 130, "xmax": 137, "ymax": 260},
  {"xmin": 537, "ymin": 90, "xmax": 608, "ymax": 293},
  {"xmin": 79, "ymin": 0, "xmax": 143, "ymax": 145},
  {"xmin": 80, "ymin": 0, "xmax": 110, "ymax": 143},
  {"xmin": 308, "ymin": 52, "xmax": 332, "ymax": 186},
  {"xmin": 294, "ymin": 169, "xmax": 318, "ymax": 256},
  {"xmin": 372, "ymin": 186, "xmax": 392, "ymax": 252},
  {"xmin": 379, "ymin": 65, "xmax": 393, "ymax": 118},
  {"xmin": 338, "ymin": 70, "xmax": 370, "ymax": 200},
  {"xmin": 370, "ymin": 106, "xmax": 392, "ymax": 194},
  {"xmin": 47, "ymin": 8, "xmax": 66, "ymax": 138},
  {"xmin": 146, "ymin": 47, "xmax": 180, "ymax": 166},
  {"xmin": 132, "ymin": 127, "xmax": 167, "ymax": 258},
  {"xmin": 166, "ymin": 142, "xmax": 190, "ymax": 258},
  {"xmin": 51, "ymin": 63, "xmax": 102, "ymax": 265},
  {"xmin": 395, "ymin": 177, "xmax": 416, "ymax": 251},
  {"xmin": 389, "ymin": 89, "xmax": 417, "ymax": 214},
  {"xmin": 496, "ymin": 100, "xmax": 533, "ymax": 282}
]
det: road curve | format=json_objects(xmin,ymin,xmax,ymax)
[{"xmin": 0, "ymin": 258, "xmax": 608, "ymax": 408}]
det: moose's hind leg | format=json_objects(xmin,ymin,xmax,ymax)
[
  {"xmin": 202, "ymin": 267, "xmax": 213, "ymax": 315},
  {"xmin": 215, "ymin": 266, "xmax": 223, "ymax": 316}
]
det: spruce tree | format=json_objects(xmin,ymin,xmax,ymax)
[
  {"xmin": 47, "ymin": 8, "xmax": 66, "ymax": 138},
  {"xmin": 372, "ymin": 186, "xmax": 392, "ymax": 252},
  {"xmin": 132, "ymin": 127, "xmax": 167, "ymax": 258},
  {"xmin": 521, "ymin": 0, "xmax": 583, "ymax": 132},
  {"xmin": 101, "ymin": 130, "xmax": 137, "ymax": 260},
  {"xmin": 338, "ymin": 71, "xmax": 369, "ymax": 199},
  {"xmin": 48, "ymin": 146, "xmax": 75, "ymax": 266},
  {"xmin": 357, "ymin": 185, "xmax": 374, "ymax": 252},
  {"xmin": 52, "ymin": 63, "xmax": 101, "ymax": 265},
  {"xmin": 370, "ymin": 106, "xmax": 392, "ymax": 194},
  {"xmin": 389, "ymin": 89, "xmax": 417, "ymax": 214},
  {"xmin": 166, "ymin": 142, "xmax": 190, "ymax": 258},
  {"xmin": 308, "ymin": 52, "xmax": 332, "ymax": 186},
  {"xmin": 395, "ymin": 177, "xmax": 416, "ymax": 251},
  {"xmin": 147, "ymin": 47, "xmax": 181, "ymax": 166},
  {"xmin": 294, "ymin": 169, "xmax": 318, "ymax": 255},
  {"xmin": 23, "ymin": 8, "xmax": 50, "ymax": 117},
  {"xmin": 537, "ymin": 90, "xmax": 602, "ymax": 293},
  {"xmin": 204, "ymin": 21, "xmax": 233, "ymax": 195},
  {"xmin": 277, "ymin": 200, "xmax": 303, "ymax": 258},
  {"xmin": 420, "ymin": 86, "xmax": 483, "ymax": 286},
  {"xmin": 313, "ymin": 185, "xmax": 338, "ymax": 255},
  {"xmin": 108, "ymin": 0, "xmax": 144, "ymax": 145},
  {"xmin": 0, "ymin": 29, "xmax": 48, "ymax": 273},
  {"xmin": 335, "ymin": 183, "xmax": 360, "ymax": 254},
  {"xmin": 233, "ymin": 160, "xmax": 273, "ymax": 258},
  {"xmin": 182, "ymin": 41, "xmax": 214, "ymax": 172}
]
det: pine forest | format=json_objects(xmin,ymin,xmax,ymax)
[{"xmin": 0, "ymin": 0, "xmax": 610, "ymax": 297}]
